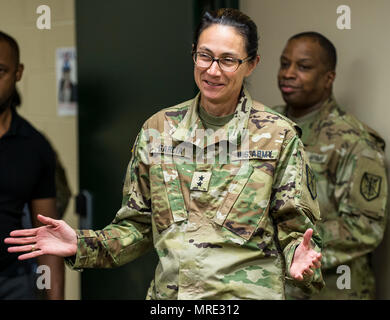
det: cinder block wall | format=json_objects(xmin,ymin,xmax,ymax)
[{"xmin": 0, "ymin": 0, "xmax": 79, "ymax": 300}]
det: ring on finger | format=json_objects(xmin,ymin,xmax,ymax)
[{"xmin": 31, "ymin": 244, "xmax": 35, "ymax": 252}]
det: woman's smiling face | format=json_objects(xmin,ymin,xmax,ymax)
[{"xmin": 194, "ymin": 24, "xmax": 257, "ymax": 109}]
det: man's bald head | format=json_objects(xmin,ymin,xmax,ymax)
[
  {"xmin": 0, "ymin": 31, "xmax": 23, "ymax": 112},
  {"xmin": 0, "ymin": 31, "xmax": 20, "ymax": 68},
  {"xmin": 288, "ymin": 32, "xmax": 337, "ymax": 72}
]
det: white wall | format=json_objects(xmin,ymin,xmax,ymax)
[{"xmin": 241, "ymin": 0, "xmax": 390, "ymax": 298}]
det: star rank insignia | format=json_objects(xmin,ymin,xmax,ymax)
[
  {"xmin": 190, "ymin": 172, "xmax": 212, "ymax": 192},
  {"xmin": 360, "ymin": 172, "xmax": 382, "ymax": 201}
]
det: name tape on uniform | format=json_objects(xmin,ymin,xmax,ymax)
[{"xmin": 231, "ymin": 150, "xmax": 278, "ymax": 161}]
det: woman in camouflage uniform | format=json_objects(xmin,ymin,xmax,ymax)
[{"xmin": 5, "ymin": 9, "xmax": 323, "ymax": 300}]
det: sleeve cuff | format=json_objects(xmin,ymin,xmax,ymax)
[{"xmin": 65, "ymin": 229, "xmax": 99, "ymax": 271}]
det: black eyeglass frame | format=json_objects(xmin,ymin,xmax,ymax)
[{"xmin": 192, "ymin": 52, "xmax": 253, "ymax": 72}]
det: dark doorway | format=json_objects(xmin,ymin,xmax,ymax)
[{"xmin": 76, "ymin": 0, "xmax": 238, "ymax": 299}]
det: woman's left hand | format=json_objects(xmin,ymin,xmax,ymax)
[{"xmin": 289, "ymin": 228, "xmax": 322, "ymax": 281}]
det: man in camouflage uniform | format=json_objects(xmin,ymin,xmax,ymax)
[
  {"xmin": 275, "ymin": 32, "xmax": 388, "ymax": 299},
  {"xmin": 64, "ymin": 87, "xmax": 324, "ymax": 299}
]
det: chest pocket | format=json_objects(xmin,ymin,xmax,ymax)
[
  {"xmin": 213, "ymin": 160, "xmax": 275, "ymax": 241},
  {"xmin": 149, "ymin": 164, "xmax": 187, "ymax": 232}
]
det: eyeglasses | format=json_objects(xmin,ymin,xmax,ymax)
[{"xmin": 193, "ymin": 52, "xmax": 252, "ymax": 72}]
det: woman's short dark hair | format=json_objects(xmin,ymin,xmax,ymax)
[{"xmin": 193, "ymin": 8, "xmax": 259, "ymax": 61}]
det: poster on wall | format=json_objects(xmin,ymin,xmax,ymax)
[{"xmin": 56, "ymin": 47, "xmax": 78, "ymax": 116}]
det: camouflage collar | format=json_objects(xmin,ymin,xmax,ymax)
[
  {"xmin": 300, "ymin": 96, "xmax": 340, "ymax": 146},
  {"xmin": 279, "ymin": 96, "xmax": 340, "ymax": 146},
  {"xmin": 171, "ymin": 87, "xmax": 253, "ymax": 148}
]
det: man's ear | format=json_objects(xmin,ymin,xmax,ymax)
[
  {"xmin": 325, "ymin": 70, "xmax": 336, "ymax": 89},
  {"xmin": 15, "ymin": 63, "xmax": 24, "ymax": 82}
]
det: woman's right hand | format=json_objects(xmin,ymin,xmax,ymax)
[{"xmin": 4, "ymin": 214, "xmax": 78, "ymax": 260}]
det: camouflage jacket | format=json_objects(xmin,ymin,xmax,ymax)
[
  {"xmin": 69, "ymin": 88, "xmax": 324, "ymax": 299},
  {"xmin": 274, "ymin": 97, "xmax": 388, "ymax": 298}
]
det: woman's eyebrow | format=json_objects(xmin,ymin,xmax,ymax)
[{"xmin": 197, "ymin": 46, "xmax": 238, "ymax": 57}]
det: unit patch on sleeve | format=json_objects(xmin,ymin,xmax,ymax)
[
  {"xmin": 306, "ymin": 164, "xmax": 317, "ymax": 200},
  {"xmin": 360, "ymin": 172, "xmax": 382, "ymax": 201}
]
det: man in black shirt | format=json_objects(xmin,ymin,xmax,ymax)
[{"xmin": 0, "ymin": 31, "xmax": 64, "ymax": 299}]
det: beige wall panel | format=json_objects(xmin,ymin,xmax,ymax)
[
  {"xmin": 24, "ymin": 72, "xmax": 57, "ymax": 117},
  {"xmin": 0, "ymin": 0, "xmax": 25, "ymax": 26}
]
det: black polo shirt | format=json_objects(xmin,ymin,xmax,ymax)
[{"xmin": 0, "ymin": 110, "xmax": 56, "ymax": 271}]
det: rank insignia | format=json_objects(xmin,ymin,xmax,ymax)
[
  {"xmin": 306, "ymin": 164, "xmax": 317, "ymax": 200},
  {"xmin": 190, "ymin": 172, "xmax": 212, "ymax": 192},
  {"xmin": 360, "ymin": 172, "xmax": 382, "ymax": 201}
]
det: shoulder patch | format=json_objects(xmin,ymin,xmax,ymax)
[
  {"xmin": 360, "ymin": 172, "xmax": 382, "ymax": 201},
  {"xmin": 306, "ymin": 164, "xmax": 317, "ymax": 200},
  {"xmin": 348, "ymin": 156, "xmax": 386, "ymax": 218}
]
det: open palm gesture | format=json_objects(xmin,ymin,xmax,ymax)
[
  {"xmin": 290, "ymin": 228, "xmax": 322, "ymax": 281},
  {"xmin": 4, "ymin": 214, "xmax": 77, "ymax": 260}
]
